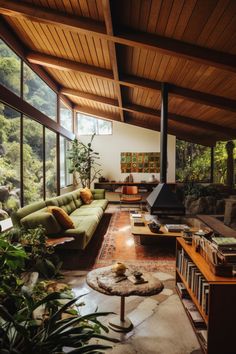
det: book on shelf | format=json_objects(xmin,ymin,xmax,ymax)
[
  {"xmin": 197, "ymin": 330, "xmax": 207, "ymax": 348},
  {"xmin": 216, "ymin": 248, "xmax": 236, "ymax": 263},
  {"xmin": 176, "ymin": 282, "xmax": 189, "ymax": 298},
  {"xmin": 211, "ymin": 237, "xmax": 236, "ymax": 250},
  {"xmin": 182, "ymin": 299, "xmax": 205, "ymax": 327},
  {"xmin": 165, "ymin": 224, "xmax": 189, "ymax": 232}
]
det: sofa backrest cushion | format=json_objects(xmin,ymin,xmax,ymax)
[
  {"xmin": 11, "ymin": 200, "xmax": 47, "ymax": 227},
  {"xmin": 80, "ymin": 187, "xmax": 93, "ymax": 204},
  {"xmin": 71, "ymin": 189, "xmax": 83, "ymax": 208},
  {"xmin": 45, "ymin": 194, "xmax": 76, "ymax": 214},
  {"xmin": 47, "ymin": 206, "xmax": 75, "ymax": 229},
  {"xmin": 20, "ymin": 210, "xmax": 62, "ymax": 235}
]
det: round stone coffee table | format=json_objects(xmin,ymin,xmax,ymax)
[{"xmin": 86, "ymin": 265, "xmax": 164, "ymax": 332}]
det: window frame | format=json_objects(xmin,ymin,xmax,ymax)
[{"xmin": 76, "ymin": 113, "xmax": 113, "ymax": 136}]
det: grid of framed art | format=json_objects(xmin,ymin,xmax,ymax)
[{"xmin": 121, "ymin": 152, "xmax": 160, "ymax": 173}]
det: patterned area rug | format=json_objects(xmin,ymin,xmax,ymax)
[{"xmin": 93, "ymin": 205, "xmax": 176, "ymax": 274}]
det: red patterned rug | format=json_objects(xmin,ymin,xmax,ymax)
[
  {"xmin": 93, "ymin": 206, "xmax": 175, "ymax": 273},
  {"xmin": 61, "ymin": 205, "xmax": 175, "ymax": 274}
]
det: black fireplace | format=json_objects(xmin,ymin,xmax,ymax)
[
  {"xmin": 146, "ymin": 183, "xmax": 185, "ymax": 216},
  {"xmin": 146, "ymin": 83, "xmax": 185, "ymax": 216}
]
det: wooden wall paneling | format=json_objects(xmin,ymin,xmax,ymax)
[
  {"xmin": 67, "ymin": 0, "xmax": 82, "ymax": 17},
  {"xmin": 196, "ymin": 0, "xmax": 231, "ymax": 47},
  {"xmin": 156, "ymin": 0, "xmax": 174, "ymax": 36},
  {"xmin": 138, "ymin": 0, "xmax": 152, "ymax": 32},
  {"xmin": 164, "ymin": 0, "xmax": 185, "ymax": 38},
  {"xmin": 181, "ymin": 1, "xmax": 217, "ymax": 43},
  {"xmin": 102, "ymin": 0, "xmax": 124, "ymax": 122},
  {"xmin": 203, "ymin": 1, "xmax": 236, "ymax": 53},
  {"xmin": 6, "ymin": 17, "xmax": 36, "ymax": 50},
  {"xmin": 145, "ymin": 0, "xmax": 162, "ymax": 33},
  {"xmin": 87, "ymin": 0, "xmax": 102, "ymax": 21}
]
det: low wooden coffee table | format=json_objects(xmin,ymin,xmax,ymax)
[
  {"xmin": 131, "ymin": 213, "xmax": 199, "ymax": 244},
  {"xmin": 86, "ymin": 266, "xmax": 163, "ymax": 332}
]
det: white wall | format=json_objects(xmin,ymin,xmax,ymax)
[{"xmin": 79, "ymin": 121, "xmax": 176, "ymax": 184}]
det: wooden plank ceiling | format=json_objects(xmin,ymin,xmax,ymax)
[{"xmin": 1, "ymin": 0, "xmax": 236, "ymax": 146}]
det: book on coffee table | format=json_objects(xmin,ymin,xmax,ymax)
[
  {"xmin": 128, "ymin": 275, "xmax": 148, "ymax": 285},
  {"xmin": 165, "ymin": 224, "xmax": 189, "ymax": 232}
]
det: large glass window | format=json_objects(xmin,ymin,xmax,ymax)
[
  {"xmin": 0, "ymin": 104, "xmax": 21, "ymax": 217},
  {"xmin": 23, "ymin": 116, "xmax": 43, "ymax": 205},
  {"xmin": 23, "ymin": 63, "xmax": 57, "ymax": 120},
  {"xmin": 60, "ymin": 136, "xmax": 73, "ymax": 188},
  {"xmin": 0, "ymin": 39, "xmax": 21, "ymax": 96},
  {"xmin": 60, "ymin": 100, "xmax": 73, "ymax": 132},
  {"xmin": 60, "ymin": 136, "xmax": 66, "ymax": 188},
  {"xmin": 176, "ymin": 140, "xmax": 211, "ymax": 182},
  {"xmin": 45, "ymin": 128, "xmax": 57, "ymax": 198},
  {"xmin": 77, "ymin": 113, "xmax": 112, "ymax": 135}
]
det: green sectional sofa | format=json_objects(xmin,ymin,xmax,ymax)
[{"xmin": 11, "ymin": 189, "xmax": 108, "ymax": 250}]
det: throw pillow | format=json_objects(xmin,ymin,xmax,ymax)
[
  {"xmin": 80, "ymin": 187, "xmax": 93, "ymax": 204},
  {"xmin": 47, "ymin": 206, "xmax": 75, "ymax": 229}
]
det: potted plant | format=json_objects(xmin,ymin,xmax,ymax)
[
  {"xmin": 68, "ymin": 134, "xmax": 102, "ymax": 188},
  {"xmin": 0, "ymin": 291, "xmax": 118, "ymax": 353},
  {"xmin": 3, "ymin": 226, "xmax": 63, "ymax": 279}
]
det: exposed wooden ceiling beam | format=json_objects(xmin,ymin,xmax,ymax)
[
  {"xmin": 102, "ymin": 0, "xmax": 124, "ymax": 122},
  {"xmin": 0, "ymin": 0, "xmax": 106, "ymax": 36},
  {"xmin": 27, "ymin": 52, "xmax": 236, "ymax": 113},
  {"xmin": 27, "ymin": 52, "xmax": 113, "ymax": 80},
  {"xmin": 1, "ymin": 0, "xmax": 236, "ymax": 73},
  {"xmin": 61, "ymin": 88, "xmax": 119, "ymax": 107},
  {"xmin": 116, "ymin": 28, "xmax": 236, "ymax": 74},
  {"xmin": 125, "ymin": 116, "xmax": 216, "ymax": 147},
  {"xmin": 75, "ymin": 103, "xmax": 214, "ymax": 146},
  {"xmin": 65, "ymin": 87, "xmax": 234, "ymax": 139},
  {"xmin": 124, "ymin": 103, "xmax": 235, "ymax": 139},
  {"xmin": 123, "ymin": 75, "xmax": 236, "ymax": 112},
  {"xmin": 74, "ymin": 105, "xmax": 120, "ymax": 122}
]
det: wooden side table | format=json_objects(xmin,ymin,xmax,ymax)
[{"xmin": 86, "ymin": 266, "xmax": 163, "ymax": 332}]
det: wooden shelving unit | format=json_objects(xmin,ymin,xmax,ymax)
[{"xmin": 176, "ymin": 237, "xmax": 236, "ymax": 354}]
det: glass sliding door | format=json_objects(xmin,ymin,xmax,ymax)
[
  {"xmin": 45, "ymin": 128, "xmax": 57, "ymax": 198},
  {"xmin": 23, "ymin": 116, "xmax": 43, "ymax": 204},
  {"xmin": 0, "ymin": 103, "xmax": 21, "ymax": 217}
]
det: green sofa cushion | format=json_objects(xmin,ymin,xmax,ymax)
[
  {"xmin": 79, "ymin": 199, "xmax": 108, "ymax": 211},
  {"xmin": 71, "ymin": 190, "xmax": 83, "ymax": 208},
  {"xmin": 45, "ymin": 194, "xmax": 76, "ymax": 214},
  {"xmin": 20, "ymin": 211, "xmax": 62, "ymax": 235},
  {"xmin": 11, "ymin": 201, "xmax": 47, "ymax": 228},
  {"xmin": 91, "ymin": 189, "xmax": 106, "ymax": 200},
  {"xmin": 63, "ymin": 215, "xmax": 99, "ymax": 249},
  {"xmin": 70, "ymin": 206, "xmax": 103, "ymax": 221}
]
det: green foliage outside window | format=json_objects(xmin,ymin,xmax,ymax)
[
  {"xmin": 0, "ymin": 39, "xmax": 21, "ymax": 96},
  {"xmin": 176, "ymin": 139, "xmax": 236, "ymax": 184}
]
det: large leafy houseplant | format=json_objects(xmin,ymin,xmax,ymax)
[
  {"xmin": 3, "ymin": 226, "xmax": 62, "ymax": 279},
  {"xmin": 0, "ymin": 233, "xmax": 118, "ymax": 353},
  {"xmin": 0, "ymin": 291, "xmax": 118, "ymax": 353},
  {"xmin": 68, "ymin": 134, "xmax": 102, "ymax": 188}
]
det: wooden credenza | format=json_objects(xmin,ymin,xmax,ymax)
[{"xmin": 94, "ymin": 181, "xmax": 159, "ymax": 192}]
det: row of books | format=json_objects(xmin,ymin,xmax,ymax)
[
  {"xmin": 211, "ymin": 237, "xmax": 236, "ymax": 264},
  {"xmin": 182, "ymin": 297, "xmax": 206, "ymax": 328},
  {"xmin": 177, "ymin": 249, "xmax": 209, "ymax": 316},
  {"xmin": 193, "ymin": 235, "xmax": 236, "ymax": 266}
]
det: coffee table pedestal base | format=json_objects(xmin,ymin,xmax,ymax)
[{"xmin": 109, "ymin": 316, "xmax": 133, "ymax": 332}]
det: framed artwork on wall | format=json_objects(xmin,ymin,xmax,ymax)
[{"xmin": 121, "ymin": 152, "xmax": 160, "ymax": 173}]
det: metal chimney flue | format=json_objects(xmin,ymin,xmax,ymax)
[{"xmin": 146, "ymin": 83, "xmax": 185, "ymax": 216}]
